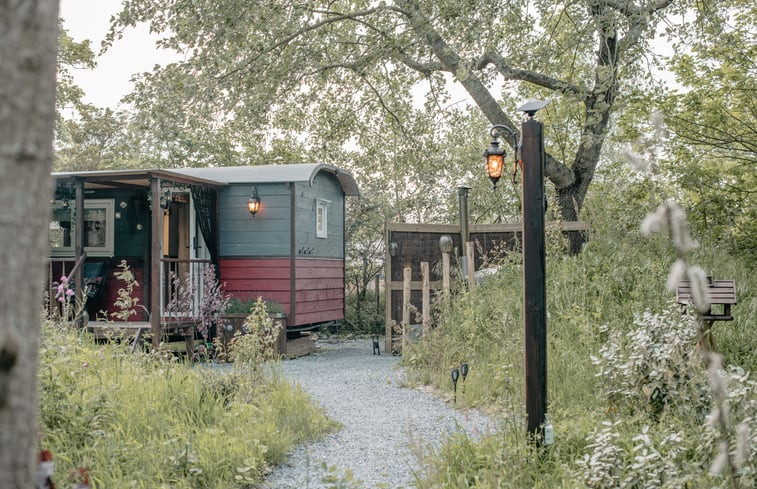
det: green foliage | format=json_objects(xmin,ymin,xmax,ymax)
[
  {"xmin": 225, "ymin": 297, "xmax": 283, "ymax": 314},
  {"xmin": 659, "ymin": 0, "xmax": 757, "ymax": 252},
  {"xmin": 39, "ymin": 322, "xmax": 335, "ymax": 488},
  {"xmin": 404, "ymin": 199, "xmax": 756, "ymax": 487}
]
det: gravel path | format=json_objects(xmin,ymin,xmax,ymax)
[{"xmin": 263, "ymin": 338, "xmax": 494, "ymax": 489}]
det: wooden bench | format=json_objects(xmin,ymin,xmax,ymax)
[{"xmin": 676, "ymin": 278, "xmax": 737, "ymax": 349}]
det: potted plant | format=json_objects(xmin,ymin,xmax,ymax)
[{"xmin": 218, "ymin": 297, "xmax": 287, "ymax": 357}]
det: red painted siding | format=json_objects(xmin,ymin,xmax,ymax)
[
  {"xmin": 219, "ymin": 257, "xmax": 345, "ymax": 327},
  {"xmin": 219, "ymin": 258, "xmax": 293, "ymax": 315},
  {"xmin": 294, "ymin": 258, "xmax": 344, "ymax": 325},
  {"xmin": 98, "ymin": 261, "xmax": 145, "ymax": 321}
]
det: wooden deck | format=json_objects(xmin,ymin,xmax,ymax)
[{"xmin": 87, "ymin": 320, "xmax": 196, "ymax": 355}]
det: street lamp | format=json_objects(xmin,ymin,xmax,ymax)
[{"xmin": 483, "ymin": 124, "xmax": 518, "ymax": 189}]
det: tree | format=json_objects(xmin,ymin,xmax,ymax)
[
  {"xmin": 0, "ymin": 0, "xmax": 59, "ymax": 486},
  {"xmin": 109, "ymin": 0, "xmax": 683, "ymax": 224},
  {"xmin": 661, "ymin": 0, "xmax": 756, "ymax": 251}
]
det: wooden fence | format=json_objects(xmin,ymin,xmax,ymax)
[{"xmin": 384, "ymin": 221, "xmax": 588, "ymax": 352}]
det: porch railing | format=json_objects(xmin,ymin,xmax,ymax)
[
  {"xmin": 159, "ymin": 258, "xmax": 214, "ymax": 320},
  {"xmin": 47, "ymin": 253, "xmax": 87, "ymax": 319}
]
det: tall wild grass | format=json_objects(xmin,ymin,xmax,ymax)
[
  {"xmin": 38, "ymin": 323, "xmax": 336, "ymax": 488},
  {"xmin": 404, "ymin": 201, "xmax": 755, "ymax": 488}
]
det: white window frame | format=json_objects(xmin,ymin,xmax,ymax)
[
  {"xmin": 316, "ymin": 199, "xmax": 329, "ymax": 238},
  {"xmin": 50, "ymin": 199, "xmax": 115, "ymax": 257}
]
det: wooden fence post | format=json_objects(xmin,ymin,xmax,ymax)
[
  {"xmin": 421, "ymin": 261, "xmax": 430, "ymax": 335},
  {"xmin": 442, "ymin": 251, "xmax": 451, "ymax": 298},
  {"xmin": 466, "ymin": 241, "xmax": 475, "ymax": 290},
  {"xmin": 402, "ymin": 266, "xmax": 411, "ymax": 350}
]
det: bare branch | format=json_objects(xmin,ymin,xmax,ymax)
[
  {"xmin": 476, "ymin": 51, "xmax": 589, "ymax": 99},
  {"xmin": 603, "ymin": 0, "xmax": 673, "ymax": 17},
  {"xmin": 397, "ymin": 55, "xmax": 446, "ymax": 76}
]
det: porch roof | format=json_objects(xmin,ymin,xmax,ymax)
[
  {"xmin": 52, "ymin": 163, "xmax": 359, "ymax": 196},
  {"xmin": 51, "ymin": 168, "xmax": 226, "ymax": 189}
]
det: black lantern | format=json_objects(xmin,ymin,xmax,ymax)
[
  {"xmin": 159, "ymin": 190, "xmax": 171, "ymax": 210},
  {"xmin": 461, "ymin": 362, "xmax": 469, "ymax": 381},
  {"xmin": 451, "ymin": 367, "xmax": 460, "ymax": 404},
  {"xmin": 483, "ymin": 138, "xmax": 506, "ymax": 189},
  {"xmin": 483, "ymin": 125, "xmax": 519, "ymax": 189},
  {"xmin": 247, "ymin": 187, "xmax": 261, "ymax": 217}
]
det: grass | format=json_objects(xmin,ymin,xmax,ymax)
[
  {"xmin": 403, "ymin": 213, "xmax": 756, "ymax": 488},
  {"xmin": 39, "ymin": 324, "xmax": 337, "ymax": 488}
]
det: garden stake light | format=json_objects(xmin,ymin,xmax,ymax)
[
  {"xmin": 451, "ymin": 367, "xmax": 460, "ymax": 404},
  {"xmin": 460, "ymin": 361, "xmax": 469, "ymax": 394}
]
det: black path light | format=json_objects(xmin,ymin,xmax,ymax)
[
  {"xmin": 460, "ymin": 361, "xmax": 469, "ymax": 395},
  {"xmin": 484, "ymin": 100, "xmax": 551, "ymax": 446},
  {"xmin": 483, "ymin": 124, "xmax": 519, "ymax": 189},
  {"xmin": 247, "ymin": 186, "xmax": 261, "ymax": 217},
  {"xmin": 451, "ymin": 367, "xmax": 460, "ymax": 404}
]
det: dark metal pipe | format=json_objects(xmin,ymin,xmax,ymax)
[{"xmin": 457, "ymin": 186, "xmax": 470, "ymax": 244}]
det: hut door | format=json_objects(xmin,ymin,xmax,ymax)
[{"xmin": 163, "ymin": 196, "xmax": 192, "ymax": 313}]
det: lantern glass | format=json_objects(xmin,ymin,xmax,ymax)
[
  {"xmin": 486, "ymin": 153, "xmax": 505, "ymax": 180},
  {"xmin": 247, "ymin": 193, "xmax": 261, "ymax": 216}
]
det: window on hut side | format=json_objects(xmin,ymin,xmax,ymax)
[
  {"xmin": 49, "ymin": 199, "xmax": 115, "ymax": 257},
  {"xmin": 316, "ymin": 199, "xmax": 328, "ymax": 238}
]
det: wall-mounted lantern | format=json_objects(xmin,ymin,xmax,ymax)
[
  {"xmin": 159, "ymin": 190, "xmax": 171, "ymax": 210},
  {"xmin": 247, "ymin": 186, "xmax": 261, "ymax": 217}
]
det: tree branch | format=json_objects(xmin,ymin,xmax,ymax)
[
  {"xmin": 476, "ymin": 51, "xmax": 589, "ymax": 100},
  {"xmin": 603, "ymin": 0, "xmax": 673, "ymax": 17},
  {"xmin": 217, "ymin": 5, "xmax": 386, "ymax": 80},
  {"xmin": 394, "ymin": 0, "xmax": 576, "ymax": 188}
]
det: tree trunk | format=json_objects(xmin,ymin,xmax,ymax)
[{"xmin": 0, "ymin": 1, "xmax": 59, "ymax": 487}]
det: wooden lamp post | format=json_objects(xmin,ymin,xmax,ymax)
[{"xmin": 484, "ymin": 100, "xmax": 550, "ymax": 445}]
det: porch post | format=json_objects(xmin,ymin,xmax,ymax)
[
  {"xmin": 74, "ymin": 178, "xmax": 84, "ymax": 320},
  {"xmin": 150, "ymin": 177, "xmax": 163, "ymax": 347}
]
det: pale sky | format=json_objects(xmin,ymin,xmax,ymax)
[{"xmin": 59, "ymin": 0, "xmax": 178, "ymax": 109}]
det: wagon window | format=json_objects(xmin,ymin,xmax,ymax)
[
  {"xmin": 316, "ymin": 200, "xmax": 328, "ymax": 238},
  {"xmin": 50, "ymin": 199, "xmax": 115, "ymax": 257}
]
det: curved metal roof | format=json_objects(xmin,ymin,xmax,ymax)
[{"xmin": 171, "ymin": 164, "xmax": 359, "ymax": 196}]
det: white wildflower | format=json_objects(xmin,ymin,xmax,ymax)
[
  {"xmin": 665, "ymin": 260, "xmax": 687, "ymax": 292},
  {"xmin": 707, "ymin": 353, "xmax": 728, "ymax": 402},
  {"xmin": 734, "ymin": 423, "xmax": 750, "ymax": 467},
  {"xmin": 710, "ymin": 441, "xmax": 729, "ymax": 475},
  {"xmin": 688, "ymin": 266, "xmax": 711, "ymax": 314},
  {"xmin": 641, "ymin": 204, "xmax": 669, "ymax": 236},
  {"xmin": 623, "ymin": 146, "xmax": 647, "ymax": 172}
]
